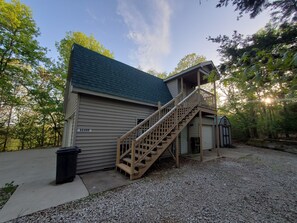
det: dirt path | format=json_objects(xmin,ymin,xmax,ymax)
[{"xmin": 14, "ymin": 145, "xmax": 297, "ymax": 223}]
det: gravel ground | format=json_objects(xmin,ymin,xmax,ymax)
[{"xmin": 13, "ymin": 145, "xmax": 297, "ymax": 223}]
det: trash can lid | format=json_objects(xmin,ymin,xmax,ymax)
[{"xmin": 56, "ymin": 146, "xmax": 81, "ymax": 154}]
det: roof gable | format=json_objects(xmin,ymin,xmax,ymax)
[
  {"xmin": 164, "ymin": 61, "xmax": 219, "ymax": 83},
  {"xmin": 69, "ymin": 44, "xmax": 172, "ymax": 105}
]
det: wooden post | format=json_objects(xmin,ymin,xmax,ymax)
[
  {"xmin": 197, "ymin": 71, "xmax": 201, "ymax": 104},
  {"xmin": 215, "ymin": 115, "xmax": 220, "ymax": 157},
  {"xmin": 213, "ymin": 77, "xmax": 220, "ymax": 157},
  {"xmin": 199, "ymin": 110, "xmax": 203, "ymax": 162},
  {"xmin": 175, "ymin": 98, "xmax": 178, "ymax": 125},
  {"xmin": 176, "ymin": 136, "xmax": 180, "ymax": 168},
  {"xmin": 116, "ymin": 138, "xmax": 120, "ymax": 165},
  {"xmin": 213, "ymin": 76, "xmax": 217, "ymax": 109},
  {"xmin": 197, "ymin": 70, "xmax": 201, "ymax": 87},
  {"xmin": 158, "ymin": 101, "xmax": 161, "ymax": 120},
  {"xmin": 181, "ymin": 77, "xmax": 184, "ymax": 98},
  {"xmin": 130, "ymin": 140, "xmax": 135, "ymax": 179}
]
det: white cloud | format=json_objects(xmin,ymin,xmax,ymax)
[
  {"xmin": 86, "ymin": 8, "xmax": 106, "ymax": 24},
  {"xmin": 86, "ymin": 8, "xmax": 99, "ymax": 22},
  {"xmin": 117, "ymin": 0, "xmax": 172, "ymax": 71}
]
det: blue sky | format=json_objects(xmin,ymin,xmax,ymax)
[{"xmin": 22, "ymin": 0, "xmax": 271, "ymax": 73}]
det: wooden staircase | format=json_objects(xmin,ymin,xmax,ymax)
[{"xmin": 116, "ymin": 88, "xmax": 215, "ymax": 180}]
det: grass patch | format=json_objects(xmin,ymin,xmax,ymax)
[{"xmin": 0, "ymin": 181, "xmax": 18, "ymax": 210}]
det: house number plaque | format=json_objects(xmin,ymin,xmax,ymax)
[{"xmin": 77, "ymin": 128, "xmax": 92, "ymax": 132}]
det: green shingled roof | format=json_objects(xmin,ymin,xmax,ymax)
[{"xmin": 69, "ymin": 44, "xmax": 172, "ymax": 105}]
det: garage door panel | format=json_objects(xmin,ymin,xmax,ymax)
[{"xmin": 202, "ymin": 126, "xmax": 213, "ymax": 150}]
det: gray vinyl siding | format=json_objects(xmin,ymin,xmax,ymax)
[
  {"xmin": 70, "ymin": 113, "xmax": 77, "ymax": 146},
  {"xmin": 65, "ymin": 89, "xmax": 78, "ymax": 119},
  {"xmin": 166, "ymin": 79, "xmax": 179, "ymax": 97},
  {"xmin": 189, "ymin": 117, "xmax": 199, "ymax": 139},
  {"xmin": 62, "ymin": 84, "xmax": 78, "ymax": 147},
  {"xmin": 75, "ymin": 94, "xmax": 156, "ymax": 173},
  {"xmin": 180, "ymin": 127, "xmax": 188, "ymax": 154},
  {"xmin": 183, "ymin": 81, "xmax": 194, "ymax": 96}
]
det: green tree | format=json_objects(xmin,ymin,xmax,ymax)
[
  {"xmin": 0, "ymin": 0, "xmax": 47, "ymax": 150},
  {"xmin": 55, "ymin": 31, "xmax": 114, "ymax": 80},
  {"xmin": 27, "ymin": 67, "xmax": 64, "ymax": 146},
  {"xmin": 12, "ymin": 111, "xmax": 38, "ymax": 150},
  {"xmin": 216, "ymin": 0, "xmax": 297, "ymax": 23},
  {"xmin": 210, "ymin": 23, "xmax": 297, "ymax": 139},
  {"xmin": 146, "ymin": 69, "xmax": 168, "ymax": 79},
  {"xmin": 170, "ymin": 53, "xmax": 206, "ymax": 76},
  {"xmin": 0, "ymin": 0, "xmax": 47, "ymax": 77}
]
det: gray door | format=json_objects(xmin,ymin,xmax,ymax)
[{"xmin": 202, "ymin": 126, "xmax": 213, "ymax": 150}]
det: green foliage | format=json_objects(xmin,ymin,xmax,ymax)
[
  {"xmin": 0, "ymin": 181, "xmax": 17, "ymax": 209},
  {"xmin": 216, "ymin": 0, "xmax": 297, "ymax": 23},
  {"xmin": 0, "ymin": 0, "xmax": 47, "ymax": 108},
  {"xmin": 0, "ymin": 1, "xmax": 116, "ymax": 151},
  {"xmin": 12, "ymin": 112, "xmax": 39, "ymax": 150},
  {"xmin": 0, "ymin": 0, "xmax": 47, "ymax": 76},
  {"xmin": 278, "ymin": 102, "xmax": 297, "ymax": 134},
  {"xmin": 212, "ymin": 23, "xmax": 297, "ymax": 139},
  {"xmin": 169, "ymin": 53, "xmax": 206, "ymax": 76},
  {"xmin": 2, "ymin": 181, "xmax": 16, "ymax": 194},
  {"xmin": 0, "ymin": 0, "xmax": 50, "ymax": 151},
  {"xmin": 55, "ymin": 31, "xmax": 114, "ymax": 79},
  {"xmin": 146, "ymin": 69, "xmax": 168, "ymax": 79}
]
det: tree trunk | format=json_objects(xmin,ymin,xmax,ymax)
[
  {"xmin": 3, "ymin": 105, "xmax": 13, "ymax": 151},
  {"xmin": 41, "ymin": 115, "xmax": 46, "ymax": 146}
]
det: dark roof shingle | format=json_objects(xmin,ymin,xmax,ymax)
[{"xmin": 69, "ymin": 44, "xmax": 172, "ymax": 105}]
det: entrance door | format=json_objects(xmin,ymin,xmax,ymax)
[
  {"xmin": 222, "ymin": 126, "xmax": 230, "ymax": 147},
  {"xmin": 202, "ymin": 126, "xmax": 213, "ymax": 150}
]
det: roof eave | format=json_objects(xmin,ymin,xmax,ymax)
[{"xmin": 72, "ymin": 87, "xmax": 159, "ymax": 108}]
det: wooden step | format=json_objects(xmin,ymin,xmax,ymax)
[
  {"xmin": 123, "ymin": 158, "xmax": 146, "ymax": 168},
  {"xmin": 140, "ymin": 143, "xmax": 156, "ymax": 147},
  {"xmin": 136, "ymin": 148, "xmax": 157, "ymax": 155},
  {"xmin": 117, "ymin": 163, "xmax": 138, "ymax": 175},
  {"xmin": 133, "ymin": 153, "xmax": 151, "ymax": 161}
]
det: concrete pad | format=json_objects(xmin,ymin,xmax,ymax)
[
  {"xmin": 0, "ymin": 148, "xmax": 58, "ymax": 187},
  {"xmin": 0, "ymin": 176, "xmax": 88, "ymax": 223},
  {"xmin": 0, "ymin": 148, "xmax": 89, "ymax": 222},
  {"xmin": 80, "ymin": 170, "xmax": 131, "ymax": 194}
]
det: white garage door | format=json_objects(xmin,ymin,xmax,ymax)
[{"xmin": 202, "ymin": 126, "xmax": 213, "ymax": 150}]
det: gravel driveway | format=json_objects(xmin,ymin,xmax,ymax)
[{"xmin": 14, "ymin": 145, "xmax": 297, "ymax": 223}]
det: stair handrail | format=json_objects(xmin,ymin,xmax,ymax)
[
  {"xmin": 119, "ymin": 92, "xmax": 183, "ymax": 141},
  {"xmin": 134, "ymin": 88, "xmax": 201, "ymax": 164},
  {"xmin": 199, "ymin": 88, "xmax": 216, "ymax": 109},
  {"xmin": 117, "ymin": 92, "xmax": 183, "ymax": 163},
  {"xmin": 135, "ymin": 88, "xmax": 198, "ymax": 142}
]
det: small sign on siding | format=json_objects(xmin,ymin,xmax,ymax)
[{"xmin": 77, "ymin": 128, "xmax": 92, "ymax": 132}]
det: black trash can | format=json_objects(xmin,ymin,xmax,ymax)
[{"xmin": 56, "ymin": 146, "xmax": 81, "ymax": 184}]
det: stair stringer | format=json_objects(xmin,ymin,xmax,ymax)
[{"xmin": 130, "ymin": 106, "xmax": 200, "ymax": 179}]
